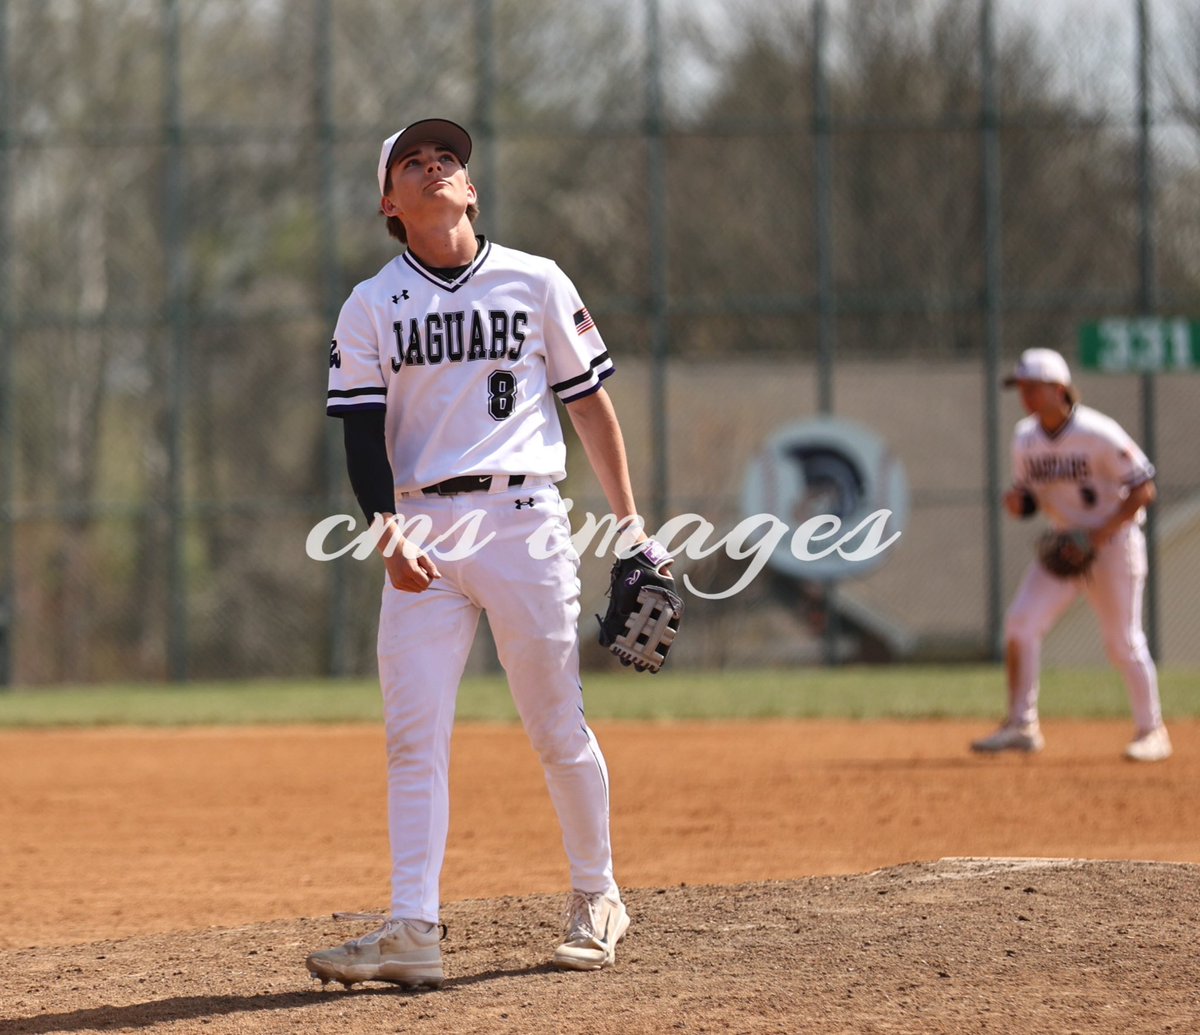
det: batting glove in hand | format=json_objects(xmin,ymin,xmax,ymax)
[{"xmin": 596, "ymin": 539, "xmax": 683, "ymax": 673}]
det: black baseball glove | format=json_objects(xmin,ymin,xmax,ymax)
[
  {"xmin": 1036, "ymin": 528, "xmax": 1097, "ymax": 579},
  {"xmin": 596, "ymin": 541, "xmax": 683, "ymax": 673}
]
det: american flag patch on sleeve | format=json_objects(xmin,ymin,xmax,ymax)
[{"xmin": 573, "ymin": 307, "xmax": 595, "ymax": 335}]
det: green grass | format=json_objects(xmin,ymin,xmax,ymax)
[{"xmin": 0, "ymin": 666, "xmax": 1195, "ymax": 727}]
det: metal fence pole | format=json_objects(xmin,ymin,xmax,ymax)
[
  {"xmin": 812, "ymin": 0, "xmax": 839, "ymax": 664},
  {"xmin": 474, "ymin": 0, "xmax": 498, "ymax": 227},
  {"xmin": 645, "ymin": 0, "xmax": 669, "ymax": 529},
  {"xmin": 0, "ymin": 0, "xmax": 12, "ymax": 686},
  {"xmin": 812, "ymin": 0, "xmax": 834, "ymax": 417},
  {"xmin": 1135, "ymin": 0, "xmax": 1160, "ymax": 659},
  {"xmin": 980, "ymin": 0, "xmax": 1005, "ymax": 661},
  {"xmin": 163, "ymin": 0, "xmax": 189, "ymax": 680},
  {"xmin": 314, "ymin": 0, "xmax": 349, "ymax": 676}
]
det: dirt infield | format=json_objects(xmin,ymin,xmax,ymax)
[{"xmin": 2, "ymin": 719, "xmax": 1198, "ymax": 1033}]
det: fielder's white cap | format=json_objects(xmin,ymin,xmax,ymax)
[
  {"xmin": 1003, "ymin": 348, "xmax": 1072, "ymax": 387},
  {"xmin": 377, "ymin": 118, "xmax": 472, "ymax": 195}
]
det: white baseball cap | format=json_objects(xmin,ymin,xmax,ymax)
[
  {"xmin": 1003, "ymin": 348, "xmax": 1072, "ymax": 387},
  {"xmin": 377, "ymin": 118, "xmax": 473, "ymax": 195}
]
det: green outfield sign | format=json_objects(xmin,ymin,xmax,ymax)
[{"xmin": 1079, "ymin": 318, "xmax": 1200, "ymax": 372}]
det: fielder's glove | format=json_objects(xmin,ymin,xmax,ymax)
[
  {"xmin": 1036, "ymin": 528, "xmax": 1097, "ymax": 579},
  {"xmin": 596, "ymin": 540, "xmax": 683, "ymax": 673}
]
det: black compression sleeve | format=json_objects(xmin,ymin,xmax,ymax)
[{"xmin": 341, "ymin": 411, "xmax": 396, "ymax": 522}]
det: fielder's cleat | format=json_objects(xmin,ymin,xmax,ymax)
[
  {"xmin": 553, "ymin": 889, "xmax": 630, "ymax": 971},
  {"xmin": 1124, "ymin": 725, "xmax": 1172, "ymax": 763},
  {"xmin": 970, "ymin": 721, "xmax": 1045, "ymax": 754},
  {"xmin": 305, "ymin": 918, "xmax": 444, "ymax": 989}
]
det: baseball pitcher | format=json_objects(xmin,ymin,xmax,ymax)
[{"xmin": 307, "ymin": 119, "xmax": 672, "ymax": 989}]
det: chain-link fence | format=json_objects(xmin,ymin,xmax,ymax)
[{"xmin": 1, "ymin": 0, "xmax": 1198, "ymax": 684}]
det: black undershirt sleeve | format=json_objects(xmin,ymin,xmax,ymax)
[{"xmin": 340, "ymin": 410, "xmax": 396, "ymax": 522}]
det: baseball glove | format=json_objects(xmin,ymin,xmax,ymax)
[
  {"xmin": 596, "ymin": 541, "xmax": 683, "ymax": 673},
  {"xmin": 1036, "ymin": 528, "xmax": 1097, "ymax": 579}
]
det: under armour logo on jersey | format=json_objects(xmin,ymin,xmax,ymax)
[
  {"xmin": 514, "ymin": 498, "xmax": 536, "ymax": 509},
  {"xmin": 392, "ymin": 291, "xmax": 409, "ymax": 303}
]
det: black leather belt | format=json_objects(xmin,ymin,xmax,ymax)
[{"xmin": 422, "ymin": 474, "xmax": 526, "ymax": 496}]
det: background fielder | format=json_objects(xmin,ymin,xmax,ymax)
[
  {"xmin": 308, "ymin": 118, "xmax": 662, "ymax": 988},
  {"xmin": 971, "ymin": 348, "xmax": 1171, "ymax": 763}
]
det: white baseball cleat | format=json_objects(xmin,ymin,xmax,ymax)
[
  {"xmin": 305, "ymin": 918, "xmax": 444, "ymax": 989},
  {"xmin": 1124, "ymin": 725, "xmax": 1172, "ymax": 763},
  {"xmin": 970, "ymin": 721, "xmax": 1045, "ymax": 754},
  {"xmin": 553, "ymin": 890, "xmax": 630, "ymax": 971}
]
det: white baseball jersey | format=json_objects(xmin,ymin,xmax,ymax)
[
  {"xmin": 326, "ymin": 239, "xmax": 613, "ymax": 493},
  {"xmin": 1012, "ymin": 404, "xmax": 1155, "ymax": 532}
]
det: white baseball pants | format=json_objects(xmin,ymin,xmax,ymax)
[
  {"xmin": 1004, "ymin": 523, "xmax": 1162, "ymax": 732},
  {"xmin": 375, "ymin": 481, "xmax": 617, "ymax": 923}
]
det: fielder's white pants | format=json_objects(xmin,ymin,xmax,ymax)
[
  {"xmin": 376, "ymin": 482, "xmax": 617, "ymax": 923},
  {"xmin": 1004, "ymin": 523, "xmax": 1161, "ymax": 733}
]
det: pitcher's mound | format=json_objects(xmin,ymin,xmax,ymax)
[{"xmin": 3, "ymin": 858, "xmax": 1197, "ymax": 1034}]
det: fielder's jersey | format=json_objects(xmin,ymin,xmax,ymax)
[
  {"xmin": 1012, "ymin": 404, "xmax": 1155, "ymax": 531},
  {"xmin": 326, "ymin": 239, "xmax": 613, "ymax": 494}
]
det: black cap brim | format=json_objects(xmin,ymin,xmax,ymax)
[{"xmin": 386, "ymin": 119, "xmax": 473, "ymax": 172}]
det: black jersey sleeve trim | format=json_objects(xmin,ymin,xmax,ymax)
[
  {"xmin": 327, "ymin": 385, "xmax": 387, "ymax": 417},
  {"xmin": 327, "ymin": 400, "xmax": 387, "ymax": 416},
  {"xmin": 550, "ymin": 352, "xmax": 612, "ymax": 393},
  {"xmin": 559, "ymin": 365, "xmax": 615, "ymax": 403},
  {"xmin": 328, "ymin": 386, "xmax": 386, "ymax": 398}
]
